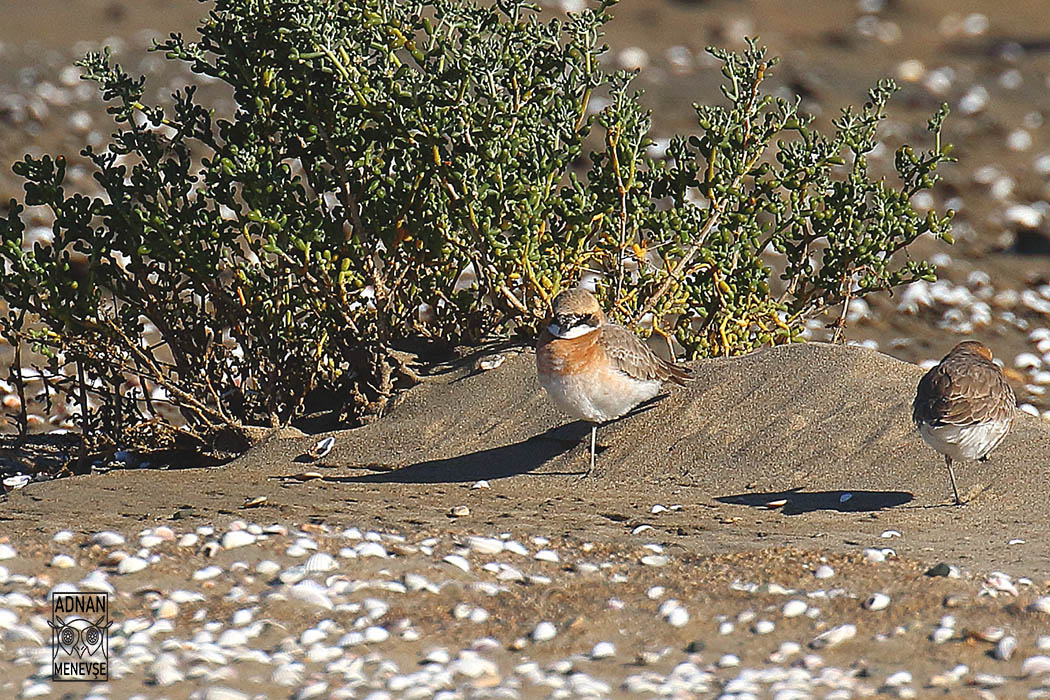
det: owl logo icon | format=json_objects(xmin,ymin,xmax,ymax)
[{"xmin": 50, "ymin": 592, "xmax": 111, "ymax": 681}]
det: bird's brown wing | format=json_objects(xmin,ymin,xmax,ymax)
[
  {"xmin": 914, "ymin": 358, "xmax": 1016, "ymax": 427},
  {"xmin": 600, "ymin": 324, "xmax": 692, "ymax": 385}
]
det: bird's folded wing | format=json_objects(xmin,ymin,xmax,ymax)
[{"xmin": 600, "ymin": 324, "xmax": 691, "ymax": 384}]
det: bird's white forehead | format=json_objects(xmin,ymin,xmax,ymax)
[{"xmin": 549, "ymin": 322, "xmax": 598, "ymax": 340}]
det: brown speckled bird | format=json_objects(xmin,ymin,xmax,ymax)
[
  {"xmin": 536, "ymin": 288, "xmax": 691, "ymax": 475},
  {"xmin": 912, "ymin": 340, "xmax": 1016, "ymax": 505}
]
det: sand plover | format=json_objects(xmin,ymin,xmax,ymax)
[
  {"xmin": 912, "ymin": 340, "xmax": 1016, "ymax": 505},
  {"xmin": 536, "ymin": 288, "xmax": 691, "ymax": 475}
]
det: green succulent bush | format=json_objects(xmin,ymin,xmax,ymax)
[{"xmin": 0, "ymin": 0, "xmax": 953, "ymax": 455}]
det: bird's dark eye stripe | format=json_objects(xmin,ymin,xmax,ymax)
[{"xmin": 556, "ymin": 313, "xmax": 595, "ymax": 329}]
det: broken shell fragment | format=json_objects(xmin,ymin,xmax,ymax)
[
  {"xmin": 475, "ymin": 354, "xmax": 506, "ymax": 371},
  {"xmin": 307, "ymin": 436, "xmax": 336, "ymax": 460}
]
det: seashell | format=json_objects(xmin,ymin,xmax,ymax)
[
  {"xmin": 753, "ymin": 620, "xmax": 775, "ymax": 635},
  {"xmin": 242, "ymin": 496, "xmax": 267, "ymax": 508},
  {"xmin": 468, "ymin": 536, "xmax": 503, "ymax": 555},
  {"xmin": 864, "ymin": 593, "xmax": 891, "ymax": 611},
  {"xmin": 534, "ymin": 549, "xmax": 559, "ymax": 563},
  {"xmin": 931, "ymin": 626, "xmax": 953, "ymax": 644},
  {"xmin": 475, "ymin": 354, "xmax": 505, "ymax": 371},
  {"xmin": 532, "ymin": 621, "xmax": 557, "ymax": 642},
  {"xmin": 307, "ymin": 436, "xmax": 335, "ymax": 460},
  {"xmin": 272, "ymin": 662, "xmax": 304, "ymax": 686},
  {"xmin": 117, "ymin": 556, "xmax": 148, "ymax": 575},
  {"xmin": 49, "ymin": 554, "xmax": 75, "ymax": 569},
  {"xmin": 155, "ymin": 600, "xmax": 178, "ymax": 620},
  {"xmin": 289, "ymin": 580, "xmax": 333, "ymax": 610},
  {"xmin": 443, "ymin": 554, "xmax": 470, "ymax": 573},
  {"xmin": 92, "ymin": 531, "xmax": 125, "ymax": 547},
  {"xmin": 1022, "ymin": 655, "xmax": 1050, "ymax": 677},
  {"xmin": 193, "ymin": 566, "xmax": 223, "ymax": 581},
  {"xmin": 810, "ymin": 624, "xmax": 856, "ymax": 649},
  {"xmin": 304, "ymin": 552, "xmax": 336, "ymax": 573},
  {"xmin": 2, "ymin": 475, "xmax": 30, "ymax": 491},
  {"xmin": 666, "ymin": 607, "xmax": 689, "ymax": 628},
  {"xmin": 995, "ymin": 635, "xmax": 1018, "ymax": 660},
  {"xmin": 355, "ymin": 541, "xmax": 387, "ymax": 558},
  {"xmin": 449, "ymin": 505, "xmax": 470, "ymax": 518}
]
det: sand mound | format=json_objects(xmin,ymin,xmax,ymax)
[
  {"xmin": 250, "ymin": 341, "xmax": 1040, "ymax": 501},
  {"xmin": 5, "ymin": 342, "xmax": 1048, "ymax": 571}
]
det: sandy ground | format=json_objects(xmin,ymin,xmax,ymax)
[{"xmin": 4, "ymin": 344, "xmax": 1050, "ymax": 696}]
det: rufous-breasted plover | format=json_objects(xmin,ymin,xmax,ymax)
[
  {"xmin": 913, "ymin": 340, "xmax": 1016, "ymax": 505},
  {"xmin": 536, "ymin": 288, "xmax": 691, "ymax": 475}
]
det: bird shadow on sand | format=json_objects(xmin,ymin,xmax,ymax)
[
  {"xmin": 329, "ymin": 422, "xmax": 594, "ymax": 484},
  {"xmin": 716, "ymin": 487, "xmax": 913, "ymax": 515}
]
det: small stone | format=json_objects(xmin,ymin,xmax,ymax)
[
  {"xmin": 52, "ymin": 531, "xmax": 75, "ymax": 543},
  {"xmin": 783, "ymin": 600, "xmax": 808, "ymax": 618},
  {"xmin": 925, "ymin": 562, "xmax": 955, "ymax": 577},
  {"xmin": 591, "ymin": 641, "xmax": 616, "ymax": 659},
  {"xmin": 814, "ymin": 565, "xmax": 835, "ymax": 579},
  {"xmin": 471, "ymin": 480, "xmax": 490, "ymax": 489},
  {"xmin": 534, "ymin": 549, "xmax": 559, "ymax": 563},
  {"xmin": 450, "ymin": 505, "xmax": 470, "ymax": 518},
  {"xmin": 532, "ymin": 621, "xmax": 557, "ymax": 642},
  {"xmin": 0, "ymin": 544, "xmax": 18, "ymax": 560},
  {"xmin": 864, "ymin": 593, "xmax": 890, "ymax": 611}
]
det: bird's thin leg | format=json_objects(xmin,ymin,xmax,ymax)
[
  {"xmin": 945, "ymin": 455, "xmax": 963, "ymax": 505},
  {"xmin": 586, "ymin": 424, "xmax": 596, "ymax": 477}
]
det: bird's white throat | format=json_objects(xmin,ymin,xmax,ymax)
[{"xmin": 549, "ymin": 322, "xmax": 598, "ymax": 339}]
